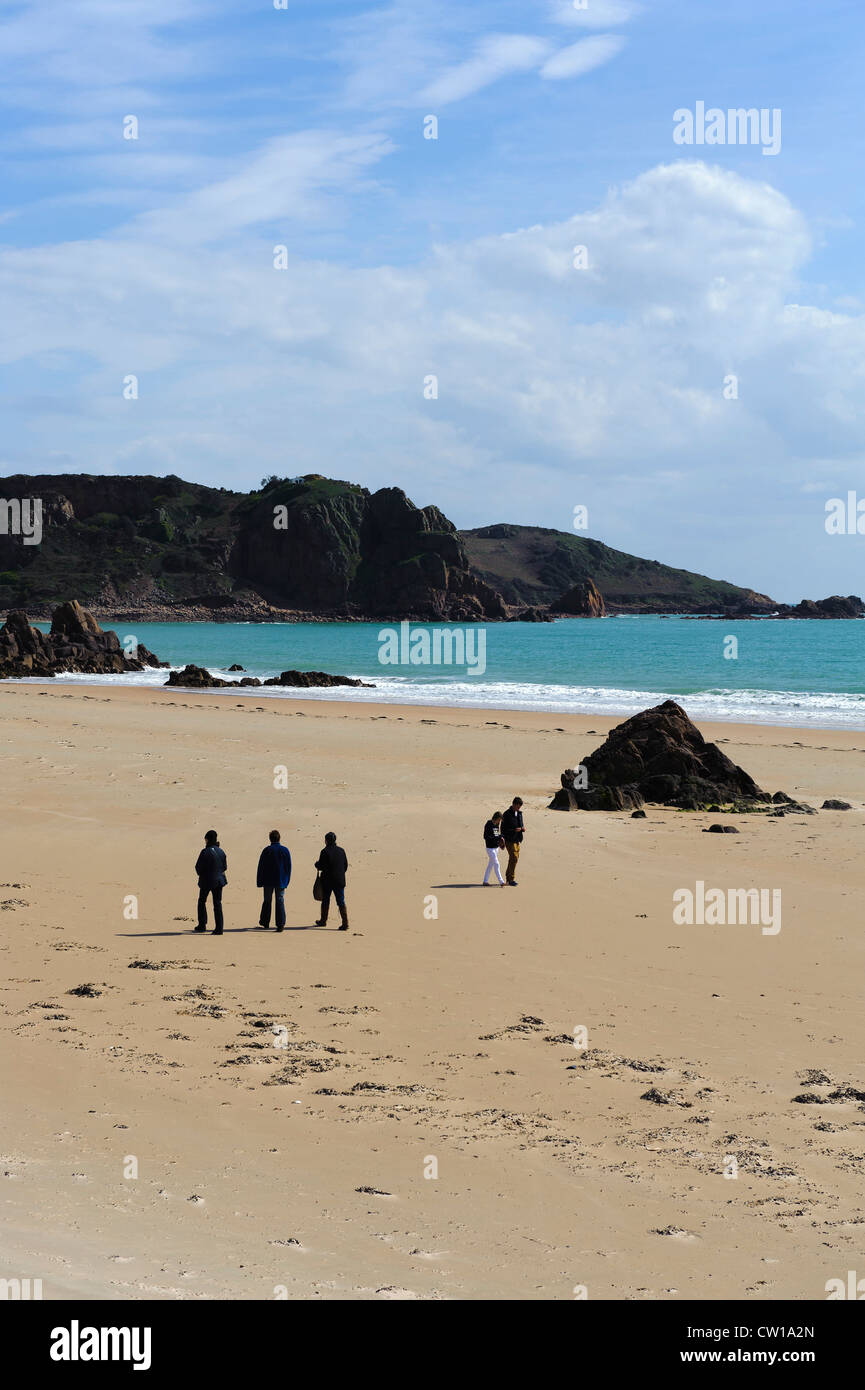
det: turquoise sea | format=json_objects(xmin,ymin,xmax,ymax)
[{"xmin": 28, "ymin": 616, "xmax": 865, "ymax": 728}]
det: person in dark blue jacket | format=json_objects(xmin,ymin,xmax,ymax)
[
  {"xmin": 195, "ymin": 829, "xmax": 228, "ymax": 935},
  {"xmin": 256, "ymin": 829, "xmax": 292, "ymax": 932}
]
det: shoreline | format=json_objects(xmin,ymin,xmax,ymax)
[
  {"xmin": 4, "ymin": 678, "xmax": 865, "ymax": 745},
  {"xmin": 17, "ymin": 608, "xmax": 865, "ymax": 623},
  {"xmin": 2, "ymin": 676, "xmax": 864, "ymax": 733}
]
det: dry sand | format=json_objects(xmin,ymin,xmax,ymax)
[{"xmin": 1, "ymin": 682, "xmax": 863, "ymax": 1301}]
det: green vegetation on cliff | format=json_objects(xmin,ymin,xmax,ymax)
[{"xmin": 460, "ymin": 524, "xmax": 773, "ymax": 614}]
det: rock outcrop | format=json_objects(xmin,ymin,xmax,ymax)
[
  {"xmin": 164, "ymin": 664, "xmax": 374, "ymax": 690},
  {"xmin": 164, "ymin": 664, "xmax": 261, "ymax": 688},
  {"xmin": 0, "ymin": 601, "xmax": 165, "ymax": 677},
  {"xmin": 548, "ymin": 700, "xmax": 772, "ymax": 811},
  {"xmin": 720, "ymin": 594, "xmax": 864, "ymax": 620},
  {"xmin": 262, "ymin": 669, "xmax": 374, "ymax": 688},
  {"xmin": 786, "ymin": 594, "xmax": 864, "ymax": 619},
  {"xmin": 549, "ymin": 578, "xmax": 606, "ymax": 617},
  {"xmin": 506, "ymin": 607, "xmax": 555, "ymax": 622}
]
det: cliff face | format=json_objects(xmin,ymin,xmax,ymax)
[
  {"xmin": 229, "ymin": 478, "xmax": 506, "ymax": 619},
  {"xmin": 0, "ymin": 473, "xmax": 506, "ymax": 621},
  {"xmin": 0, "ymin": 473, "xmax": 239, "ymax": 615}
]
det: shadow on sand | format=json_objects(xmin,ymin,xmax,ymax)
[
  {"xmin": 429, "ymin": 883, "xmax": 494, "ymax": 889},
  {"xmin": 118, "ymin": 924, "xmax": 335, "ymax": 937}
]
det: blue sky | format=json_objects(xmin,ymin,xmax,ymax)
[{"xmin": 1, "ymin": 0, "xmax": 864, "ymax": 600}]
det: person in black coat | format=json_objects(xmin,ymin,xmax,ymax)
[
  {"xmin": 256, "ymin": 829, "xmax": 292, "ymax": 932},
  {"xmin": 195, "ymin": 829, "xmax": 227, "ymax": 935},
  {"xmin": 315, "ymin": 831, "xmax": 349, "ymax": 930},
  {"xmin": 500, "ymin": 797, "xmax": 525, "ymax": 886}
]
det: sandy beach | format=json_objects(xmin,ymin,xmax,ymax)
[{"xmin": 1, "ymin": 682, "xmax": 863, "ymax": 1301}]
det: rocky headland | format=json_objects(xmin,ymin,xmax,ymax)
[{"xmin": 7, "ymin": 471, "xmax": 855, "ymax": 623}]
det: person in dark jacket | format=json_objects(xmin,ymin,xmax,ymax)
[
  {"xmin": 195, "ymin": 829, "xmax": 227, "ymax": 934},
  {"xmin": 315, "ymin": 831, "xmax": 349, "ymax": 930},
  {"xmin": 482, "ymin": 812, "xmax": 505, "ymax": 886},
  {"xmin": 500, "ymin": 797, "xmax": 525, "ymax": 886},
  {"xmin": 256, "ymin": 829, "xmax": 292, "ymax": 932}
]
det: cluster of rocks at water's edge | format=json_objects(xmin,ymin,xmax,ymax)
[
  {"xmin": 0, "ymin": 604, "xmax": 373, "ymax": 688},
  {"xmin": 0, "ymin": 602, "xmax": 165, "ymax": 677},
  {"xmin": 549, "ymin": 700, "xmax": 847, "ymax": 814},
  {"xmin": 164, "ymin": 664, "xmax": 374, "ymax": 690},
  {"xmin": 687, "ymin": 594, "xmax": 865, "ymax": 621}
]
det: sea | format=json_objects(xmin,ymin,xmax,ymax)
[{"xmin": 24, "ymin": 616, "xmax": 865, "ymax": 729}]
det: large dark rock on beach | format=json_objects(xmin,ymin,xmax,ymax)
[
  {"xmin": 0, "ymin": 601, "xmax": 166, "ymax": 677},
  {"xmin": 549, "ymin": 700, "xmax": 771, "ymax": 811}
]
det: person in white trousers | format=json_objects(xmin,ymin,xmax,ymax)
[{"xmin": 483, "ymin": 812, "xmax": 506, "ymax": 886}]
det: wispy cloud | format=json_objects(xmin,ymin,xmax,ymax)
[
  {"xmin": 334, "ymin": 2, "xmax": 449, "ymax": 109},
  {"xmin": 0, "ymin": 0, "xmax": 217, "ymax": 100},
  {"xmin": 127, "ymin": 131, "xmax": 394, "ymax": 245},
  {"xmin": 540, "ymin": 34, "xmax": 626, "ymax": 80},
  {"xmin": 421, "ymin": 35, "xmax": 551, "ymax": 106}
]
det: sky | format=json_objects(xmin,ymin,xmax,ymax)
[{"xmin": 1, "ymin": 0, "xmax": 864, "ymax": 601}]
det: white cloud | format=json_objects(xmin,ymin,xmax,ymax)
[
  {"xmin": 540, "ymin": 34, "xmax": 626, "ymax": 80},
  {"xmin": 421, "ymin": 34, "xmax": 551, "ymax": 105},
  {"xmin": 1, "ymin": 155, "xmax": 862, "ymax": 597},
  {"xmin": 126, "ymin": 131, "xmax": 394, "ymax": 245},
  {"xmin": 335, "ymin": 2, "xmax": 449, "ymax": 109},
  {"xmin": 335, "ymin": 2, "xmax": 632, "ymax": 111},
  {"xmin": 0, "ymin": 0, "xmax": 215, "ymax": 97}
]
